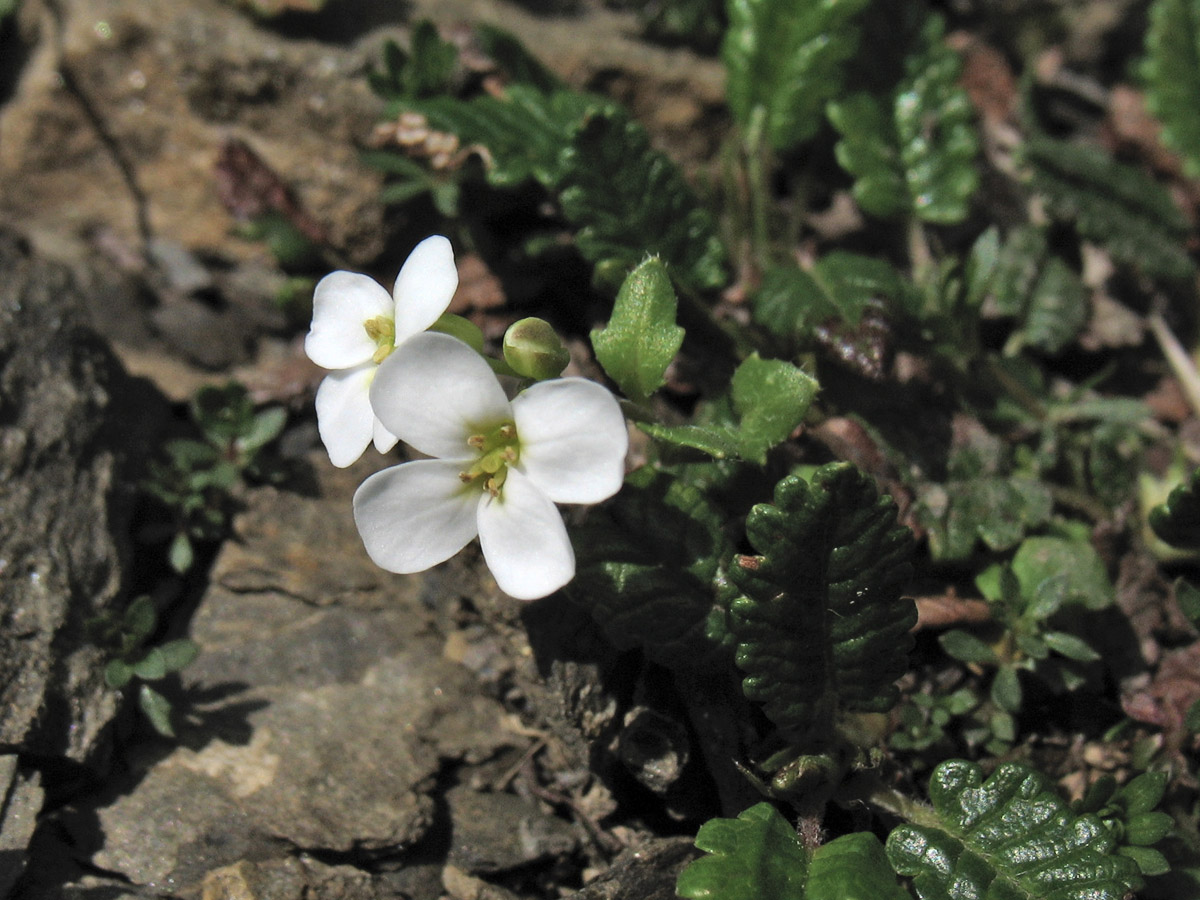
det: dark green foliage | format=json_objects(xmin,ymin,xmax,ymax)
[
  {"xmin": 472, "ymin": 23, "xmax": 565, "ymax": 94},
  {"xmin": 1022, "ymin": 135, "xmax": 1194, "ymax": 280},
  {"xmin": 676, "ymin": 805, "xmax": 907, "ymax": 900},
  {"xmin": 723, "ymin": 0, "xmax": 869, "ymax": 151},
  {"xmin": 557, "ymin": 110, "xmax": 728, "ymax": 293},
  {"xmin": 988, "ymin": 227, "xmax": 1089, "ymax": 354},
  {"xmin": 635, "ymin": 0, "xmax": 727, "ymax": 53},
  {"xmin": 1075, "ymin": 771, "xmax": 1174, "ymax": 876},
  {"xmin": 726, "ymin": 463, "xmax": 916, "ymax": 745},
  {"xmin": 568, "ymin": 469, "xmax": 731, "ymax": 669},
  {"xmin": 368, "ymin": 22, "xmax": 459, "ymax": 101},
  {"xmin": 828, "ymin": 15, "xmax": 978, "ymax": 223},
  {"xmin": 918, "ymin": 475, "xmax": 1053, "ymax": 561},
  {"xmin": 1143, "ymin": 0, "xmax": 1200, "ymax": 178},
  {"xmin": 887, "ymin": 760, "xmax": 1144, "ymax": 900},
  {"xmin": 752, "ymin": 253, "xmax": 906, "ymax": 347},
  {"xmin": 1150, "ymin": 466, "xmax": 1200, "ymax": 548}
]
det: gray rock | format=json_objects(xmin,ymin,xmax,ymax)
[
  {"xmin": 0, "ymin": 226, "xmax": 164, "ymax": 765},
  {"xmin": 567, "ymin": 837, "xmax": 697, "ymax": 900},
  {"xmin": 0, "ymin": 756, "xmax": 43, "ymax": 898},
  {"xmin": 445, "ymin": 785, "xmax": 577, "ymax": 875}
]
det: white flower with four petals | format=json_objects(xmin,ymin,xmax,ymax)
[
  {"xmin": 353, "ymin": 332, "xmax": 628, "ymax": 600},
  {"xmin": 305, "ymin": 235, "xmax": 459, "ymax": 467}
]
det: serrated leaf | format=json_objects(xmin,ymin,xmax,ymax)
[
  {"xmin": 1150, "ymin": 467, "xmax": 1200, "ymax": 548},
  {"xmin": 1011, "ymin": 536, "xmax": 1115, "ymax": 611},
  {"xmin": 591, "ymin": 258, "xmax": 684, "ymax": 404},
  {"xmin": 723, "ymin": 0, "xmax": 869, "ymax": 151},
  {"xmin": 1023, "ymin": 135, "xmax": 1194, "ymax": 280},
  {"xmin": 557, "ymin": 111, "xmax": 728, "ymax": 293},
  {"xmin": 731, "ymin": 355, "xmax": 817, "ymax": 464},
  {"xmin": 139, "ymin": 684, "xmax": 176, "ymax": 738},
  {"xmin": 676, "ymin": 803, "xmax": 808, "ymax": 900},
  {"xmin": 728, "ymin": 463, "xmax": 916, "ymax": 745},
  {"xmin": 887, "ymin": 759, "xmax": 1143, "ymax": 900},
  {"xmin": 569, "ymin": 469, "xmax": 730, "ymax": 669},
  {"xmin": 752, "ymin": 254, "xmax": 904, "ymax": 345},
  {"xmin": 808, "ymin": 832, "xmax": 910, "ymax": 900},
  {"xmin": 1143, "ymin": 0, "xmax": 1200, "ymax": 178},
  {"xmin": 829, "ymin": 15, "xmax": 978, "ymax": 224}
]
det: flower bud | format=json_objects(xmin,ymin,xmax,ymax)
[
  {"xmin": 430, "ymin": 312, "xmax": 485, "ymax": 354},
  {"xmin": 503, "ymin": 317, "xmax": 570, "ymax": 380}
]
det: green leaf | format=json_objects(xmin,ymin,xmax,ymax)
[
  {"xmin": 1125, "ymin": 811, "xmax": 1174, "ymax": 846},
  {"xmin": 731, "ymin": 355, "xmax": 818, "ymax": 464},
  {"xmin": 104, "ymin": 658, "xmax": 134, "ymax": 689},
  {"xmin": 728, "ymin": 463, "xmax": 916, "ymax": 745},
  {"xmin": 239, "ymin": 407, "xmax": 287, "ymax": 454},
  {"xmin": 637, "ymin": 423, "xmax": 741, "ymax": 459},
  {"xmin": 990, "ymin": 665, "xmax": 1023, "ymax": 713},
  {"xmin": 472, "ymin": 23, "xmax": 565, "ymax": 95},
  {"xmin": 808, "ymin": 832, "xmax": 910, "ymax": 900},
  {"xmin": 557, "ymin": 110, "xmax": 728, "ymax": 293},
  {"xmin": 1022, "ymin": 135, "xmax": 1194, "ymax": 280},
  {"xmin": 752, "ymin": 254, "xmax": 904, "ymax": 344},
  {"xmin": 920, "ymin": 476, "xmax": 1053, "ymax": 561},
  {"xmin": 1142, "ymin": 0, "xmax": 1200, "ymax": 178},
  {"xmin": 938, "ymin": 629, "xmax": 998, "ymax": 665},
  {"xmin": 168, "ymin": 531, "xmax": 195, "ymax": 574},
  {"xmin": 1119, "ymin": 771, "xmax": 1169, "ymax": 817},
  {"xmin": 1175, "ymin": 578, "xmax": 1200, "ymax": 626},
  {"xmin": 1150, "ymin": 467, "xmax": 1200, "ymax": 548},
  {"xmin": 590, "ymin": 258, "xmax": 685, "ymax": 404},
  {"xmin": 569, "ymin": 469, "xmax": 730, "ymax": 669},
  {"xmin": 139, "ymin": 684, "xmax": 176, "ymax": 738},
  {"xmin": 1118, "ymin": 845, "xmax": 1171, "ymax": 877},
  {"xmin": 828, "ymin": 15, "xmax": 978, "ymax": 224},
  {"xmin": 1042, "ymin": 631, "xmax": 1101, "ymax": 662},
  {"xmin": 122, "ymin": 595, "xmax": 158, "ymax": 645},
  {"xmin": 368, "ymin": 23, "xmax": 458, "ymax": 100},
  {"xmin": 887, "ymin": 760, "xmax": 1143, "ymax": 900},
  {"xmin": 1010, "ymin": 537, "xmax": 1115, "ymax": 611},
  {"xmin": 722, "ymin": 0, "xmax": 869, "ymax": 151},
  {"xmin": 676, "ymin": 803, "xmax": 808, "ymax": 900},
  {"xmin": 132, "ymin": 647, "xmax": 168, "ymax": 681},
  {"xmin": 158, "ymin": 638, "xmax": 200, "ymax": 673},
  {"xmin": 988, "ymin": 227, "xmax": 1089, "ymax": 354}
]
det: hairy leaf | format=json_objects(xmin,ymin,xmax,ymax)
[
  {"xmin": 591, "ymin": 258, "xmax": 685, "ymax": 404},
  {"xmin": 676, "ymin": 803, "xmax": 808, "ymax": 900},
  {"xmin": 828, "ymin": 15, "xmax": 978, "ymax": 224},
  {"xmin": 723, "ymin": 0, "xmax": 869, "ymax": 151},
  {"xmin": 1143, "ymin": 0, "xmax": 1200, "ymax": 178},
  {"xmin": 887, "ymin": 759, "xmax": 1143, "ymax": 900},
  {"xmin": 1010, "ymin": 536, "xmax": 1115, "ymax": 611},
  {"xmin": 1150, "ymin": 465, "xmax": 1200, "ymax": 548},
  {"xmin": 988, "ymin": 227, "xmax": 1089, "ymax": 354},
  {"xmin": 728, "ymin": 463, "xmax": 916, "ymax": 745},
  {"xmin": 919, "ymin": 476, "xmax": 1053, "ymax": 561},
  {"xmin": 569, "ymin": 469, "xmax": 730, "ymax": 669},
  {"xmin": 638, "ymin": 422, "xmax": 741, "ymax": 459},
  {"xmin": 1023, "ymin": 135, "xmax": 1194, "ymax": 280},
  {"xmin": 557, "ymin": 110, "xmax": 727, "ymax": 293},
  {"xmin": 731, "ymin": 355, "xmax": 818, "ymax": 464}
]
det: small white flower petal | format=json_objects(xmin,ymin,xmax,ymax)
[
  {"xmin": 373, "ymin": 418, "xmax": 399, "ymax": 455},
  {"xmin": 371, "ymin": 332, "xmax": 511, "ymax": 459},
  {"xmin": 314, "ymin": 365, "xmax": 377, "ymax": 468},
  {"xmin": 476, "ymin": 468, "xmax": 574, "ymax": 600},
  {"xmin": 512, "ymin": 378, "xmax": 628, "ymax": 504},
  {"xmin": 306, "ymin": 272, "xmax": 394, "ymax": 369},
  {"xmin": 392, "ymin": 235, "xmax": 459, "ymax": 344},
  {"xmin": 353, "ymin": 459, "xmax": 480, "ymax": 573}
]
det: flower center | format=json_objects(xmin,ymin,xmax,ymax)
[
  {"xmin": 460, "ymin": 422, "xmax": 520, "ymax": 498},
  {"xmin": 364, "ymin": 315, "xmax": 396, "ymax": 364}
]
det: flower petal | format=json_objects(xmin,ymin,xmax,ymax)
[
  {"xmin": 372, "ymin": 418, "xmax": 399, "ymax": 455},
  {"xmin": 314, "ymin": 365, "xmax": 377, "ymax": 467},
  {"xmin": 511, "ymin": 378, "xmax": 628, "ymax": 504},
  {"xmin": 476, "ymin": 468, "xmax": 574, "ymax": 600},
  {"xmin": 392, "ymin": 235, "xmax": 459, "ymax": 344},
  {"xmin": 353, "ymin": 459, "xmax": 480, "ymax": 573},
  {"xmin": 370, "ymin": 332, "xmax": 511, "ymax": 459},
  {"xmin": 306, "ymin": 272, "xmax": 393, "ymax": 369}
]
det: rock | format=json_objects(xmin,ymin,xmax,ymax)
[
  {"xmin": 0, "ymin": 756, "xmax": 43, "ymax": 897},
  {"xmin": 445, "ymin": 784, "xmax": 578, "ymax": 875},
  {"xmin": 0, "ymin": 226, "xmax": 165, "ymax": 766},
  {"xmin": 568, "ymin": 837, "xmax": 697, "ymax": 900}
]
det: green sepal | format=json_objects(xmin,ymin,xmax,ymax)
[
  {"xmin": 886, "ymin": 759, "xmax": 1144, "ymax": 900},
  {"xmin": 728, "ymin": 463, "xmax": 916, "ymax": 745},
  {"xmin": 568, "ymin": 469, "xmax": 731, "ymax": 669},
  {"xmin": 1022, "ymin": 135, "xmax": 1194, "ymax": 280},
  {"xmin": 1150, "ymin": 467, "xmax": 1200, "ymax": 548},
  {"xmin": 590, "ymin": 258, "xmax": 684, "ymax": 405},
  {"xmin": 676, "ymin": 803, "xmax": 808, "ymax": 900},
  {"xmin": 722, "ymin": 0, "xmax": 869, "ymax": 151},
  {"xmin": 1142, "ymin": 0, "xmax": 1200, "ymax": 178}
]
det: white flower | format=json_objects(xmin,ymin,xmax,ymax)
[
  {"xmin": 353, "ymin": 332, "xmax": 628, "ymax": 600},
  {"xmin": 305, "ymin": 235, "xmax": 459, "ymax": 467}
]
